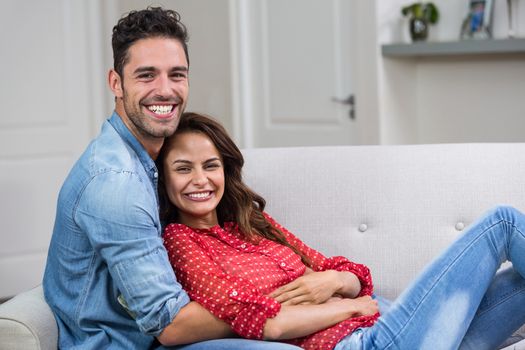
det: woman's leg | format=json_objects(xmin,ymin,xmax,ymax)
[
  {"xmin": 459, "ymin": 267, "xmax": 525, "ymax": 349},
  {"xmin": 358, "ymin": 206, "xmax": 525, "ymax": 350}
]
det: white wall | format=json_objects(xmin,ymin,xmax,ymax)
[
  {"xmin": 113, "ymin": 0, "xmax": 235, "ymax": 134},
  {"xmin": 376, "ymin": 0, "xmax": 525, "ymax": 144},
  {"xmin": 1, "ymin": 0, "xmax": 524, "ymax": 298},
  {"xmin": 106, "ymin": 0, "xmax": 525, "ymax": 146},
  {"xmin": 0, "ymin": 0, "xmax": 236, "ymax": 298},
  {"xmin": 0, "ymin": 1, "xmax": 98, "ymax": 298}
]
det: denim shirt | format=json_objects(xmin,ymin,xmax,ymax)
[{"xmin": 43, "ymin": 112, "xmax": 190, "ymax": 349}]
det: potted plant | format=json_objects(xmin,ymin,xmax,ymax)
[{"xmin": 401, "ymin": 2, "xmax": 439, "ymax": 41}]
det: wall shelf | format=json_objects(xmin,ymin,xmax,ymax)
[{"xmin": 381, "ymin": 38, "xmax": 525, "ymax": 57}]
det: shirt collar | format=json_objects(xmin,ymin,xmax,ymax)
[{"xmin": 108, "ymin": 111, "xmax": 157, "ymax": 175}]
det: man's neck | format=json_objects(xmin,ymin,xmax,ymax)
[{"xmin": 114, "ymin": 104, "xmax": 163, "ymax": 160}]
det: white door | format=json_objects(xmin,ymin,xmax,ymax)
[
  {"xmin": 233, "ymin": 0, "xmax": 363, "ymax": 147},
  {"xmin": 0, "ymin": 0, "xmax": 102, "ymax": 299}
]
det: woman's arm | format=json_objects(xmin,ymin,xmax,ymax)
[
  {"xmin": 270, "ymin": 268, "xmax": 361, "ymax": 305},
  {"xmin": 157, "ymin": 301, "xmax": 235, "ymax": 346},
  {"xmin": 264, "ymin": 213, "xmax": 375, "ymax": 301},
  {"xmin": 263, "ymin": 296, "xmax": 378, "ymax": 340}
]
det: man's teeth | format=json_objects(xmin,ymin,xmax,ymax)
[
  {"xmin": 147, "ymin": 105, "xmax": 173, "ymax": 115},
  {"xmin": 188, "ymin": 192, "xmax": 211, "ymax": 199}
]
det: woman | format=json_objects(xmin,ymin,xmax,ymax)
[{"xmin": 157, "ymin": 112, "xmax": 525, "ymax": 350}]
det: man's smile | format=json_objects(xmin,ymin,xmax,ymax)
[{"xmin": 147, "ymin": 104, "xmax": 174, "ymax": 115}]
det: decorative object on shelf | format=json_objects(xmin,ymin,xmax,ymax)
[
  {"xmin": 460, "ymin": 0, "xmax": 494, "ymax": 39},
  {"xmin": 401, "ymin": 2, "xmax": 440, "ymax": 42}
]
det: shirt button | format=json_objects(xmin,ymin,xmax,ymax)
[
  {"xmin": 230, "ymin": 290, "xmax": 238, "ymax": 297},
  {"xmin": 280, "ymin": 262, "xmax": 286, "ymax": 267},
  {"xmin": 358, "ymin": 224, "xmax": 368, "ymax": 232},
  {"xmin": 455, "ymin": 222, "xmax": 465, "ymax": 231},
  {"xmin": 153, "ymin": 172, "xmax": 158, "ymax": 178},
  {"xmin": 240, "ymin": 244, "xmax": 246, "ymax": 249}
]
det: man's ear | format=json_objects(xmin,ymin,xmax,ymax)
[{"xmin": 108, "ymin": 69, "xmax": 123, "ymax": 98}]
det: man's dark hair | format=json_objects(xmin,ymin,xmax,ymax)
[{"xmin": 112, "ymin": 6, "xmax": 189, "ymax": 77}]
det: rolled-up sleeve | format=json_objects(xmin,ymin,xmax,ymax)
[
  {"xmin": 75, "ymin": 171, "xmax": 189, "ymax": 336},
  {"xmin": 228, "ymin": 287, "xmax": 281, "ymax": 338},
  {"xmin": 164, "ymin": 226, "xmax": 281, "ymax": 339}
]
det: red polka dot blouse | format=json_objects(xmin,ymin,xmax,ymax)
[{"xmin": 163, "ymin": 213, "xmax": 378, "ymax": 350}]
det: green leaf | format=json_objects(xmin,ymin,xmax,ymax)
[
  {"xmin": 401, "ymin": 3, "xmax": 420, "ymax": 17},
  {"xmin": 401, "ymin": 2, "xmax": 439, "ymax": 24},
  {"xmin": 424, "ymin": 3, "xmax": 439, "ymax": 24}
]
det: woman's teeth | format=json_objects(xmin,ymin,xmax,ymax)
[
  {"xmin": 188, "ymin": 192, "xmax": 211, "ymax": 199},
  {"xmin": 147, "ymin": 105, "xmax": 173, "ymax": 114}
]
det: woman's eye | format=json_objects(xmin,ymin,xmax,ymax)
[
  {"xmin": 175, "ymin": 167, "xmax": 191, "ymax": 173},
  {"xmin": 205, "ymin": 163, "xmax": 220, "ymax": 170}
]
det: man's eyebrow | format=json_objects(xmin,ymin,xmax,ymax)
[
  {"xmin": 133, "ymin": 66, "xmax": 188, "ymax": 75},
  {"xmin": 170, "ymin": 66, "xmax": 189, "ymax": 73},
  {"xmin": 133, "ymin": 66, "xmax": 157, "ymax": 75}
]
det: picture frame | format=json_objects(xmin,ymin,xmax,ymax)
[{"xmin": 460, "ymin": 0, "xmax": 494, "ymax": 39}]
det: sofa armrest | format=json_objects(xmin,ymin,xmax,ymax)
[
  {"xmin": 500, "ymin": 324, "xmax": 525, "ymax": 350},
  {"xmin": 0, "ymin": 285, "xmax": 57, "ymax": 350}
]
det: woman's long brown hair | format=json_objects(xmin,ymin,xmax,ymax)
[{"xmin": 157, "ymin": 112, "xmax": 310, "ymax": 266}]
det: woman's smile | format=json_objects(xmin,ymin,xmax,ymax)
[
  {"xmin": 185, "ymin": 191, "xmax": 214, "ymax": 201},
  {"xmin": 163, "ymin": 131, "xmax": 225, "ymax": 228}
]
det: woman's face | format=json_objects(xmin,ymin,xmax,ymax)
[{"xmin": 162, "ymin": 131, "xmax": 225, "ymax": 228}]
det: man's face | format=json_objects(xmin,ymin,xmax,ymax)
[{"xmin": 110, "ymin": 37, "xmax": 189, "ymax": 147}]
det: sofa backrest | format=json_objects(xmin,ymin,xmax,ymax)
[{"xmin": 242, "ymin": 143, "xmax": 525, "ymax": 300}]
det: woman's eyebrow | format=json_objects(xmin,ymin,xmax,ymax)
[
  {"xmin": 203, "ymin": 157, "xmax": 221, "ymax": 163},
  {"xmin": 171, "ymin": 159, "xmax": 191, "ymax": 165}
]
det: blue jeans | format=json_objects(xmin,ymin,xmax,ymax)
[
  {"xmin": 336, "ymin": 206, "xmax": 525, "ymax": 350},
  {"xmin": 157, "ymin": 339, "xmax": 301, "ymax": 349}
]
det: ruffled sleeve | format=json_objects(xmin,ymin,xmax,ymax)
[
  {"xmin": 163, "ymin": 224, "xmax": 281, "ymax": 339},
  {"xmin": 263, "ymin": 213, "xmax": 374, "ymax": 296}
]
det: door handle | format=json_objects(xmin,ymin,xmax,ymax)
[{"xmin": 332, "ymin": 94, "xmax": 355, "ymax": 119}]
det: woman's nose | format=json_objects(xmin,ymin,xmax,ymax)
[{"xmin": 192, "ymin": 171, "xmax": 207, "ymax": 186}]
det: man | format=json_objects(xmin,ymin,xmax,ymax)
[{"xmin": 43, "ymin": 7, "xmax": 299, "ymax": 350}]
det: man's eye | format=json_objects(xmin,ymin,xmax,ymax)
[
  {"xmin": 172, "ymin": 72, "xmax": 187, "ymax": 79},
  {"xmin": 138, "ymin": 73, "xmax": 154, "ymax": 79}
]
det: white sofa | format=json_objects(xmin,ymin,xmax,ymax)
[{"xmin": 1, "ymin": 143, "xmax": 525, "ymax": 349}]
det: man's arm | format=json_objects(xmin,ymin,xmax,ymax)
[
  {"xmin": 77, "ymin": 174, "xmax": 229, "ymax": 340},
  {"xmin": 263, "ymin": 296, "xmax": 378, "ymax": 340},
  {"xmin": 158, "ymin": 294, "xmax": 378, "ymax": 345},
  {"xmin": 157, "ymin": 301, "xmax": 235, "ymax": 346}
]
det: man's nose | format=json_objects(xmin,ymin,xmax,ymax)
[{"xmin": 155, "ymin": 75, "xmax": 173, "ymax": 97}]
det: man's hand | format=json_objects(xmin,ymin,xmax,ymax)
[{"xmin": 269, "ymin": 269, "xmax": 342, "ymax": 305}]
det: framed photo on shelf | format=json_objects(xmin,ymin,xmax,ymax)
[{"xmin": 460, "ymin": 0, "xmax": 494, "ymax": 39}]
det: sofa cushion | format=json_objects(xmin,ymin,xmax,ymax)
[{"xmin": 0, "ymin": 286, "xmax": 57, "ymax": 350}]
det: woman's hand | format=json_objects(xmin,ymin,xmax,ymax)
[
  {"xmin": 346, "ymin": 295, "xmax": 379, "ymax": 317},
  {"xmin": 269, "ymin": 269, "xmax": 343, "ymax": 305}
]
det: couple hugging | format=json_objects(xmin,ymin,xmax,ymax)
[{"xmin": 43, "ymin": 6, "xmax": 525, "ymax": 350}]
